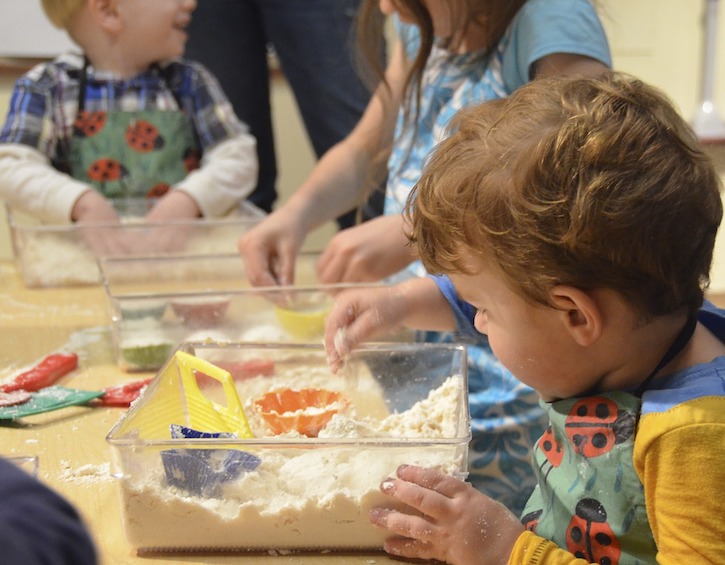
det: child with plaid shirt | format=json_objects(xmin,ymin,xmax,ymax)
[{"xmin": 0, "ymin": 0, "xmax": 257, "ymax": 226}]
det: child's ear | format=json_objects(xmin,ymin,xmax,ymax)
[
  {"xmin": 548, "ymin": 285, "xmax": 602, "ymax": 347},
  {"xmin": 88, "ymin": 0, "xmax": 122, "ymax": 33}
]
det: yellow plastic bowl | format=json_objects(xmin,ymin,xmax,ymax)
[{"xmin": 274, "ymin": 298, "xmax": 331, "ymax": 339}]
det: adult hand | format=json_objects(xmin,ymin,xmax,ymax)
[
  {"xmin": 370, "ymin": 465, "xmax": 524, "ymax": 565},
  {"xmin": 316, "ymin": 215, "xmax": 416, "ymax": 283},
  {"xmin": 237, "ymin": 207, "xmax": 308, "ymax": 287}
]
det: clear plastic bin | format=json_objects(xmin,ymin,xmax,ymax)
[
  {"xmin": 6, "ymin": 200, "xmax": 265, "ymax": 288},
  {"xmin": 100, "ymin": 253, "xmax": 412, "ymax": 372},
  {"xmin": 106, "ymin": 341, "xmax": 470, "ymax": 553}
]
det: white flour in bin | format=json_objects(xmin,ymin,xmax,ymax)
[
  {"xmin": 17, "ymin": 225, "xmax": 243, "ymax": 287},
  {"xmin": 119, "ymin": 374, "xmax": 466, "ymax": 551}
]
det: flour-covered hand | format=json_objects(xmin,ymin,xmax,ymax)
[
  {"xmin": 370, "ymin": 465, "xmax": 524, "ymax": 565},
  {"xmin": 323, "ymin": 286, "xmax": 407, "ymax": 373}
]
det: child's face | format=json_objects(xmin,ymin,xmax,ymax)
[
  {"xmin": 116, "ymin": 0, "xmax": 196, "ymax": 68},
  {"xmin": 449, "ymin": 258, "xmax": 591, "ymax": 402}
]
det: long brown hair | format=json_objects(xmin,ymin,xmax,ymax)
[{"xmin": 356, "ymin": 0, "xmax": 527, "ymax": 132}]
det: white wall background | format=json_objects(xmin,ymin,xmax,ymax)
[{"xmin": 0, "ymin": 0, "xmax": 75, "ymax": 57}]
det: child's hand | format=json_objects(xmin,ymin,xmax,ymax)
[
  {"xmin": 316, "ymin": 215, "xmax": 417, "ymax": 283},
  {"xmin": 71, "ymin": 190, "xmax": 120, "ymax": 224},
  {"xmin": 71, "ymin": 190, "xmax": 131, "ymax": 256},
  {"xmin": 136, "ymin": 191, "xmax": 201, "ymax": 254},
  {"xmin": 323, "ymin": 286, "xmax": 407, "ymax": 373},
  {"xmin": 237, "ymin": 205, "xmax": 308, "ymax": 287},
  {"xmin": 144, "ymin": 190, "xmax": 201, "ymax": 222},
  {"xmin": 370, "ymin": 465, "xmax": 524, "ymax": 565}
]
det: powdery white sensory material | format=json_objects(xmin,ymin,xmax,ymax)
[{"xmin": 119, "ymin": 372, "xmax": 465, "ymax": 552}]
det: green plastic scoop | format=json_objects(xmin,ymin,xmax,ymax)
[{"xmin": 0, "ymin": 386, "xmax": 104, "ymax": 420}]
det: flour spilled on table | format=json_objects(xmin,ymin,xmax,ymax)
[{"xmin": 60, "ymin": 460, "xmax": 112, "ymax": 485}]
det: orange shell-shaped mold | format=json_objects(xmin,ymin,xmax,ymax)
[{"xmin": 254, "ymin": 388, "xmax": 349, "ymax": 437}]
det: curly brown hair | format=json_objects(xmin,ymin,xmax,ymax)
[{"xmin": 409, "ymin": 72, "xmax": 723, "ymax": 318}]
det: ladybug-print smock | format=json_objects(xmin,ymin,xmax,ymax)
[
  {"xmin": 509, "ymin": 302, "xmax": 725, "ymax": 564},
  {"xmin": 0, "ymin": 52, "xmax": 256, "ymax": 223},
  {"xmin": 521, "ymin": 391, "xmax": 656, "ymax": 564},
  {"xmin": 68, "ymin": 60, "xmax": 200, "ymax": 199}
]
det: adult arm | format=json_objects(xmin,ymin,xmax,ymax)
[{"xmin": 237, "ymin": 40, "xmax": 408, "ymax": 286}]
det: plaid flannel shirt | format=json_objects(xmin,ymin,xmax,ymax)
[{"xmin": 0, "ymin": 51, "xmax": 247, "ymax": 172}]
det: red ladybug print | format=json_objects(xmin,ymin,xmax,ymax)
[
  {"xmin": 146, "ymin": 183, "xmax": 170, "ymax": 198},
  {"xmin": 565, "ymin": 397, "xmax": 635, "ymax": 458},
  {"xmin": 521, "ymin": 509, "xmax": 543, "ymax": 532},
  {"xmin": 73, "ymin": 111, "xmax": 106, "ymax": 137},
  {"xmin": 126, "ymin": 120, "xmax": 165, "ymax": 153},
  {"xmin": 87, "ymin": 158, "xmax": 128, "ymax": 182},
  {"xmin": 537, "ymin": 424, "xmax": 564, "ymax": 482},
  {"xmin": 183, "ymin": 147, "xmax": 201, "ymax": 172},
  {"xmin": 566, "ymin": 498, "xmax": 621, "ymax": 565},
  {"xmin": 540, "ymin": 425, "xmax": 564, "ymax": 466}
]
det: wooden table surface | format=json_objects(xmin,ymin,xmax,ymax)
[{"xmin": 0, "ymin": 261, "xmax": 398, "ymax": 565}]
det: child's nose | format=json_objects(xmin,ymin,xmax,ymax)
[{"xmin": 183, "ymin": 0, "xmax": 197, "ymax": 12}]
